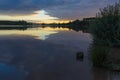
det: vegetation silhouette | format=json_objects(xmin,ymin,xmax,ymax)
[
  {"xmin": 89, "ymin": 1, "xmax": 120, "ymax": 70},
  {"xmin": 0, "ymin": 20, "xmax": 32, "ymax": 25},
  {"xmin": 45, "ymin": 19, "xmax": 92, "ymax": 32},
  {"xmin": 0, "ymin": 27, "xmax": 28, "ymax": 30},
  {"xmin": 0, "ymin": 20, "xmax": 33, "ymax": 30},
  {"xmin": 89, "ymin": 2, "xmax": 120, "ymax": 47}
]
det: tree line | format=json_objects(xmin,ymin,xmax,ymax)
[{"xmin": 0, "ymin": 20, "xmax": 32, "ymax": 25}]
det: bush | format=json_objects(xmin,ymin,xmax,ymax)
[
  {"xmin": 90, "ymin": 45, "xmax": 110, "ymax": 67},
  {"xmin": 89, "ymin": 1, "xmax": 120, "ymax": 67},
  {"xmin": 89, "ymin": 1, "xmax": 120, "ymax": 47}
]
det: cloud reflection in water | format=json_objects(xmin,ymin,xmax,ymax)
[{"xmin": 0, "ymin": 27, "xmax": 69, "ymax": 40}]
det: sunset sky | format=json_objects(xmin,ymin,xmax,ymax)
[{"xmin": 0, "ymin": 0, "xmax": 119, "ymax": 23}]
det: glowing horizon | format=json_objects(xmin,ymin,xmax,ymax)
[
  {"xmin": 0, "ymin": 10, "xmax": 66, "ymax": 23},
  {"xmin": 0, "ymin": 0, "xmax": 118, "ymax": 23}
]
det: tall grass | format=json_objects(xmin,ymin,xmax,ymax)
[
  {"xmin": 90, "ymin": 46, "xmax": 110, "ymax": 67},
  {"xmin": 89, "ymin": 1, "xmax": 120, "ymax": 67},
  {"xmin": 89, "ymin": 1, "xmax": 120, "ymax": 47}
]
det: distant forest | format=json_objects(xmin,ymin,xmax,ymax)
[
  {"xmin": 0, "ymin": 20, "xmax": 32, "ymax": 25},
  {"xmin": 44, "ymin": 17, "xmax": 96, "ymax": 32},
  {"xmin": 0, "ymin": 18, "xmax": 95, "ymax": 32}
]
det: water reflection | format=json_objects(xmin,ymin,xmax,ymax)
[
  {"xmin": 0, "ymin": 27, "xmax": 69, "ymax": 40},
  {"xmin": 92, "ymin": 67, "xmax": 120, "ymax": 80},
  {"xmin": 0, "ymin": 26, "xmax": 28, "ymax": 30},
  {"xmin": 0, "ymin": 27, "xmax": 119, "ymax": 80},
  {"xmin": 111, "ymin": 72, "xmax": 120, "ymax": 80},
  {"xmin": 92, "ymin": 67, "xmax": 109, "ymax": 80},
  {"xmin": 0, "ymin": 63, "xmax": 26, "ymax": 80}
]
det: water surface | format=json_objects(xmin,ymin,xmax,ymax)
[{"xmin": 0, "ymin": 27, "xmax": 119, "ymax": 80}]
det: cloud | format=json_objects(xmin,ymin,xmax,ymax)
[
  {"xmin": 45, "ymin": 0, "xmax": 119, "ymax": 20},
  {"xmin": 0, "ymin": 0, "xmax": 119, "ymax": 20},
  {"xmin": 0, "ymin": 0, "xmax": 73, "ymax": 15}
]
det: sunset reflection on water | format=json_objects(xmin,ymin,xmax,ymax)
[{"xmin": 0, "ymin": 27, "xmax": 69, "ymax": 40}]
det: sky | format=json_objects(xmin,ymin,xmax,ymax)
[{"xmin": 0, "ymin": 0, "xmax": 119, "ymax": 23}]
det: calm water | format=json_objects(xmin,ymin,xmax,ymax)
[{"xmin": 0, "ymin": 27, "xmax": 119, "ymax": 80}]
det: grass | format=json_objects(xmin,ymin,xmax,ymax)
[
  {"xmin": 90, "ymin": 45, "xmax": 110, "ymax": 67},
  {"xmin": 89, "ymin": 1, "xmax": 120, "ymax": 68}
]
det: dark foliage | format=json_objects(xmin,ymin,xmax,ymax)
[
  {"xmin": 0, "ymin": 20, "xmax": 32, "ymax": 25},
  {"xmin": 89, "ymin": 1, "xmax": 120, "ymax": 47}
]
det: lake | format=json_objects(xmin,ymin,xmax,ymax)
[{"xmin": 0, "ymin": 27, "xmax": 119, "ymax": 80}]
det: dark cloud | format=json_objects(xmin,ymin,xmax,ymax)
[
  {"xmin": 0, "ymin": 0, "xmax": 119, "ymax": 20},
  {"xmin": 45, "ymin": 0, "xmax": 119, "ymax": 20}
]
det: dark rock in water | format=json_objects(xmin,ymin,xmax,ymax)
[{"xmin": 76, "ymin": 52, "xmax": 84, "ymax": 61}]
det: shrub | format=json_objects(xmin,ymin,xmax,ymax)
[
  {"xmin": 90, "ymin": 45, "xmax": 110, "ymax": 67},
  {"xmin": 89, "ymin": 1, "xmax": 120, "ymax": 67},
  {"xmin": 89, "ymin": 1, "xmax": 120, "ymax": 47}
]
